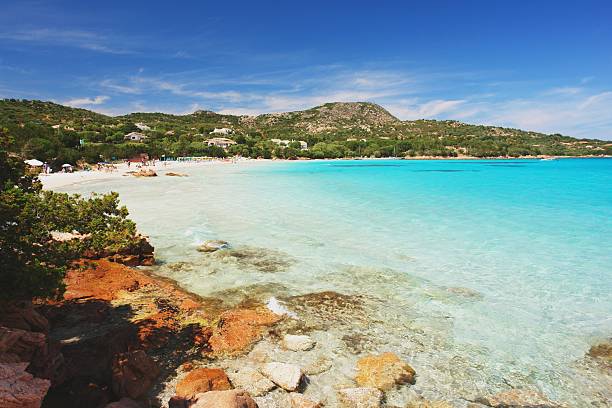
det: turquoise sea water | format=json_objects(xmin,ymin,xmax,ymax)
[{"xmin": 59, "ymin": 159, "xmax": 612, "ymax": 406}]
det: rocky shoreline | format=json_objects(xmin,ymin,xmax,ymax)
[{"xmin": 1, "ymin": 240, "xmax": 609, "ymax": 407}]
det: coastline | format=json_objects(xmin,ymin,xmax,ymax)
[{"xmin": 40, "ymin": 155, "xmax": 611, "ymax": 190}]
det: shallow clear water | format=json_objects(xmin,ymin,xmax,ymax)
[{"xmin": 59, "ymin": 159, "xmax": 612, "ymax": 406}]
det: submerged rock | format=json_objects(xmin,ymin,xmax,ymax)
[
  {"xmin": 0, "ymin": 362, "xmax": 51, "ymax": 408},
  {"xmin": 197, "ymin": 240, "xmax": 230, "ymax": 253},
  {"xmin": 175, "ymin": 367, "xmax": 232, "ymax": 399},
  {"xmin": 211, "ymin": 283, "xmax": 289, "ymax": 309},
  {"xmin": 260, "ymin": 362, "xmax": 303, "ymax": 391},
  {"xmin": 205, "ymin": 245, "xmax": 295, "ymax": 273},
  {"xmin": 355, "ymin": 352, "xmax": 416, "ymax": 391},
  {"xmin": 477, "ymin": 389, "xmax": 561, "ymax": 407},
  {"xmin": 445, "ymin": 286, "xmax": 484, "ymax": 300},
  {"xmin": 166, "ymin": 172, "xmax": 188, "ymax": 177},
  {"xmin": 281, "ymin": 334, "xmax": 315, "ymax": 351},
  {"xmin": 283, "ymin": 291, "xmax": 367, "ymax": 329},
  {"xmin": 337, "ymin": 387, "xmax": 382, "ymax": 408},
  {"xmin": 190, "ymin": 389, "xmax": 258, "ymax": 408},
  {"xmin": 228, "ymin": 366, "xmax": 275, "ymax": 397},
  {"xmin": 587, "ymin": 339, "xmax": 612, "ymax": 367}
]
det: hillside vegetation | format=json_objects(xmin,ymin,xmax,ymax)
[{"xmin": 1, "ymin": 98, "xmax": 609, "ymax": 167}]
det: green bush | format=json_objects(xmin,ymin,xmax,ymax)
[{"xmin": 0, "ymin": 128, "xmax": 138, "ymax": 301}]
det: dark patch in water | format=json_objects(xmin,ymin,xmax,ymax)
[
  {"xmin": 413, "ymin": 169, "xmax": 479, "ymax": 173},
  {"xmin": 210, "ymin": 283, "xmax": 290, "ymax": 309},
  {"xmin": 282, "ymin": 291, "xmax": 369, "ymax": 329},
  {"xmin": 204, "ymin": 245, "xmax": 295, "ymax": 273},
  {"xmin": 484, "ymin": 164, "xmax": 526, "ymax": 168},
  {"xmin": 329, "ymin": 164, "xmax": 403, "ymax": 168},
  {"xmin": 342, "ymin": 331, "xmax": 377, "ymax": 354}
]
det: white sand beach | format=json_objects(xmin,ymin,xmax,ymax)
[{"xmin": 40, "ymin": 158, "xmax": 265, "ymax": 190}]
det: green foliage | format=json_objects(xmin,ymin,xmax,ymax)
[{"xmin": 0, "ymin": 128, "xmax": 139, "ymax": 301}]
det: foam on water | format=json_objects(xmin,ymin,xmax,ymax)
[{"xmin": 58, "ymin": 159, "xmax": 612, "ymax": 406}]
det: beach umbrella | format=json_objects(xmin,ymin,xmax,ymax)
[
  {"xmin": 24, "ymin": 159, "xmax": 44, "ymax": 166},
  {"xmin": 62, "ymin": 163, "xmax": 72, "ymax": 168}
]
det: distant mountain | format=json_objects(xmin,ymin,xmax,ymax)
[{"xmin": 1, "ymin": 98, "xmax": 609, "ymax": 164}]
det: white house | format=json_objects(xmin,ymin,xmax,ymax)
[
  {"xmin": 210, "ymin": 128, "xmax": 233, "ymax": 135},
  {"xmin": 124, "ymin": 132, "xmax": 147, "ymax": 142},
  {"xmin": 135, "ymin": 122, "xmax": 151, "ymax": 131},
  {"xmin": 207, "ymin": 137, "xmax": 236, "ymax": 149},
  {"xmin": 270, "ymin": 139, "xmax": 308, "ymax": 150}
]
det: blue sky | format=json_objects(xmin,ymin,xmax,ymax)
[{"xmin": 1, "ymin": 1, "xmax": 612, "ymax": 139}]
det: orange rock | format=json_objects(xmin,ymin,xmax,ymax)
[
  {"xmin": 111, "ymin": 350, "xmax": 160, "ymax": 399},
  {"xmin": 355, "ymin": 352, "xmax": 416, "ymax": 391},
  {"xmin": 189, "ymin": 390, "xmax": 257, "ymax": 408},
  {"xmin": 64, "ymin": 259, "xmax": 154, "ymax": 301},
  {"xmin": 175, "ymin": 368, "xmax": 232, "ymax": 399},
  {"xmin": 208, "ymin": 308, "xmax": 282, "ymax": 355},
  {"xmin": 180, "ymin": 299, "xmax": 201, "ymax": 311}
]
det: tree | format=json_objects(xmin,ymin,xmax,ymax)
[{"xmin": 0, "ymin": 128, "xmax": 139, "ymax": 301}]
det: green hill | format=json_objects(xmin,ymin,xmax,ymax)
[{"xmin": 0, "ymin": 98, "xmax": 609, "ymax": 166}]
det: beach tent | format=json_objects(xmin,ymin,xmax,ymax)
[
  {"xmin": 24, "ymin": 159, "xmax": 44, "ymax": 167},
  {"xmin": 62, "ymin": 164, "xmax": 72, "ymax": 168}
]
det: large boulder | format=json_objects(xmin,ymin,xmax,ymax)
[
  {"xmin": 337, "ymin": 387, "xmax": 382, "ymax": 408},
  {"xmin": 288, "ymin": 392, "xmax": 323, "ymax": 408},
  {"xmin": 0, "ymin": 302, "xmax": 49, "ymax": 333},
  {"xmin": 260, "ymin": 362, "xmax": 303, "ymax": 391},
  {"xmin": 355, "ymin": 352, "xmax": 415, "ymax": 390},
  {"xmin": 406, "ymin": 399, "xmax": 453, "ymax": 408},
  {"xmin": 83, "ymin": 234, "xmax": 155, "ymax": 267},
  {"xmin": 132, "ymin": 169, "xmax": 157, "ymax": 177},
  {"xmin": 0, "ymin": 362, "xmax": 51, "ymax": 408},
  {"xmin": 111, "ymin": 350, "xmax": 160, "ymax": 399},
  {"xmin": 227, "ymin": 366, "xmax": 275, "ymax": 397},
  {"xmin": 208, "ymin": 308, "xmax": 282, "ymax": 356},
  {"xmin": 0, "ymin": 326, "xmax": 65, "ymax": 386},
  {"xmin": 111, "ymin": 235, "xmax": 155, "ymax": 266},
  {"xmin": 0, "ymin": 326, "xmax": 45, "ymax": 363},
  {"xmin": 190, "ymin": 389, "xmax": 258, "ymax": 408},
  {"xmin": 176, "ymin": 367, "xmax": 232, "ymax": 397},
  {"xmin": 281, "ymin": 334, "xmax": 316, "ymax": 351},
  {"xmin": 105, "ymin": 398, "xmax": 142, "ymax": 408},
  {"xmin": 477, "ymin": 389, "xmax": 561, "ymax": 407}
]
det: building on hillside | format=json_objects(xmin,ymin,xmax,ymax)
[
  {"xmin": 210, "ymin": 127, "xmax": 233, "ymax": 135},
  {"xmin": 270, "ymin": 139, "xmax": 308, "ymax": 150},
  {"xmin": 271, "ymin": 138, "xmax": 290, "ymax": 146},
  {"xmin": 124, "ymin": 132, "xmax": 148, "ymax": 142},
  {"xmin": 207, "ymin": 137, "xmax": 236, "ymax": 149},
  {"xmin": 135, "ymin": 123, "xmax": 151, "ymax": 131}
]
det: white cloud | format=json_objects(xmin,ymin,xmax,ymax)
[
  {"xmin": 65, "ymin": 95, "xmax": 110, "ymax": 107},
  {"xmin": 0, "ymin": 28, "xmax": 131, "ymax": 54},
  {"xmin": 81, "ymin": 65, "xmax": 612, "ymax": 139},
  {"xmin": 545, "ymin": 86, "xmax": 583, "ymax": 96}
]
